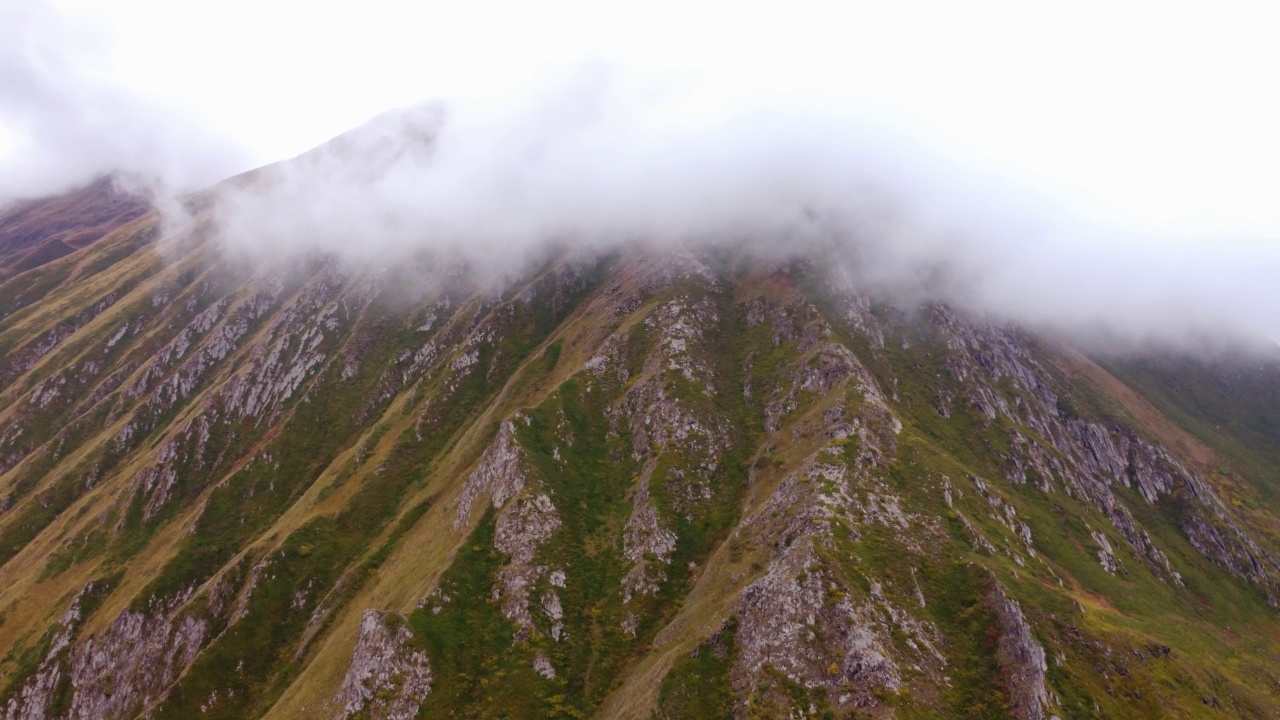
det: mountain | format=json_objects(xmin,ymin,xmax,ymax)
[
  {"xmin": 1, "ymin": 141, "xmax": 1279, "ymax": 720},
  {"xmin": 0, "ymin": 177, "xmax": 150, "ymax": 284}
]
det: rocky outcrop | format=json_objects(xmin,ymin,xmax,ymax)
[
  {"xmin": 727, "ymin": 297, "xmax": 947, "ymax": 714},
  {"xmin": 732, "ymin": 538, "xmax": 945, "ymax": 713},
  {"xmin": 492, "ymin": 492, "xmax": 562, "ymax": 640},
  {"xmin": 334, "ymin": 610, "xmax": 432, "ymax": 720},
  {"xmin": 988, "ymin": 583, "xmax": 1055, "ymax": 720},
  {"xmin": 612, "ymin": 295, "xmax": 726, "ymax": 453},
  {"xmin": 455, "ymin": 420, "xmax": 526, "ymax": 526},
  {"xmin": 0, "ymin": 584, "xmax": 96, "ymax": 720},
  {"xmin": 65, "ymin": 605, "xmax": 208, "ymax": 719},
  {"xmin": 924, "ymin": 302, "xmax": 1278, "ymax": 595},
  {"xmin": 621, "ymin": 462, "xmax": 677, "ymax": 603},
  {"xmin": 0, "ymin": 585, "xmax": 209, "ymax": 720}
]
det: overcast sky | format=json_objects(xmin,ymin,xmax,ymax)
[{"xmin": 3, "ymin": 0, "xmax": 1279, "ymax": 345}]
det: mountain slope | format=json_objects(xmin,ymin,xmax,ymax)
[
  {"xmin": 0, "ymin": 179, "xmax": 1278, "ymax": 719},
  {"xmin": 0, "ymin": 177, "xmax": 150, "ymax": 284}
]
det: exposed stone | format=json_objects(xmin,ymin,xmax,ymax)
[
  {"xmin": 733, "ymin": 541, "xmax": 911, "ymax": 711},
  {"xmin": 334, "ymin": 610, "xmax": 432, "ymax": 720},
  {"xmin": 492, "ymin": 493, "xmax": 561, "ymax": 638},
  {"xmin": 1092, "ymin": 531, "xmax": 1119, "ymax": 573},
  {"xmin": 621, "ymin": 462, "xmax": 678, "ymax": 602},
  {"xmin": 455, "ymin": 420, "xmax": 526, "ymax": 526},
  {"xmin": 533, "ymin": 652, "xmax": 556, "ymax": 680},
  {"xmin": 988, "ymin": 583, "xmax": 1053, "ymax": 720}
]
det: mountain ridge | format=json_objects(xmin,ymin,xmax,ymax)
[
  {"xmin": 0, "ymin": 150, "xmax": 1277, "ymax": 719},
  {"xmin": 0, "ymin": 176, "xmax": 150, "ymax": 284}
]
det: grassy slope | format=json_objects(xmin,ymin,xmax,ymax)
[
  {"xmin": 1100, "ymin": 351, "xmax": 1280, "ymax": 512},
  {"xmin": 0, "ymin": 230, "xmax": 1277, "ymax": 719}
]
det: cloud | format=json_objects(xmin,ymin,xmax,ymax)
[
  {"xmin": 204, "ymin": 62, "xmax": 1280, "ymax": 351},
  {"xmin": 4, "ymin": 0, "xmax": 1279, "ymax": 351},
  {"xmin": 0, "ymin": 0, "xmax": 244, "ymax": 203},
  {"xmin": 212, "ymin": 66, "xmax": 899, "ymax": 269}
]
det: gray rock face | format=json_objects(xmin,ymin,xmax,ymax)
[
  {"xmin": 334, "ymin": 610, "xmax": 432, "ymax": 720},
  {"xmin": 621, "ymin": 462, "xmax": 678, "ymax": 603},
  {"xmin": 988, "ymin": 583, "xmax": 1053, "ymax": 720},
  {"xmin": 734, "ymin": 540, "xmax": 904, "ymax": 709},
  {"xmin": 493, "ymin": 492, "xmax": 562, "ymax": 639},
  {"xmin": 66, "ymin": 607, "xmax": 208, "ymax": 719},
  {"xmin": 726, "ymin": 298, "xmax": 949, "ymax": 714},
  {"xmin": 0, "ymin": 584, "xmax": 91, "ymax": 720},
  {"xmin": 1092, "ymin": 530, "xmax": 1119, "ymax": 573},
  {"xmin": 924, "ymin": 302, "xmax": 1278, "ymax": 598},
  {"xmin": 532, "ymin": 651, "xmax": 556, "ymax": 680},
  {"xmin": 0, "ymin": 585, "xmax": 209, "ymax": 720},
  {"xmin": 455, "ymin": 420, "xmax": 526, "ymax": 526}
]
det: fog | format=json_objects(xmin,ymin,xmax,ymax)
[
  {"xmin": 4, "ymin": 0, "xmax": 1280, "ymax": 349},
  {"xmin": 211, "ymin": 64, "xmax": 1280, "ymax": 349},
  {"xmin": 0, "ymin": 0, "xmax": 244, "ymax": 202}
]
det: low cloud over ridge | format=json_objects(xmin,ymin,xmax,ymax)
[
  {"xmin": 207, "ymin": 65, "xmax": 1280, "ymax": 351},
  {"xmin": 4, "ymin": 1, "xmax": 1279, "ymax": 350}
]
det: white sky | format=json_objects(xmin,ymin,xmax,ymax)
[
  {"xmin": 3, "ymin": 0, "xmax": 1280, "ymax": 344},
  {"xmin": 5, "ymin": 0, "xmax": 1279, "ymax": 238},
  {"xmin": 40, "ymin": 2, "xmax": 1280, "ymax": 230}
]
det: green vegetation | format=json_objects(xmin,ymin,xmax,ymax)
[
  {"xmin": 411, "ymin": 516, "xmax": 550, "ymax": 719},
  {"xmin": 0, "ymin": 235, "xmax": 1279, "ymax": 720},
  {"xmin": 655, "ymin": 621, "xmax": 738, "ymax": 719}
]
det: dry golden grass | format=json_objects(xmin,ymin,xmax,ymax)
[
  {"xmin": 265, "ymin": 254, "xmax": 732, "ymax": 715},
  {"xmin": 263, "ymin": 261, "xmax": 627, "ymax": 716},
  {"xmin": 0, "ymin": 224, "xmax": 294, "ymax": 651}
]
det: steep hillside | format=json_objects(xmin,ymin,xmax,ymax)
[
  {"xmin": 1100, "ymin": 352, "xmax": 1280, "ymax": 499},
  {"xmin": 0, "ymin": 184, "xmax": 1279, "ymax": 719},
  {"xmin": 0, "ymin": 177, "xmax": 150, "ymax": 284}
]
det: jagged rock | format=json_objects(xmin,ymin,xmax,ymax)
[
  {"xmin": 455, "ymin": 419, "xmax": 527, "ymax": 526},
  {"xmin": 533, "ymin": 652, "xmax": 556, "ymax": 680},
  {"xmin": 493, "ymin": 493, "xmax": 561, "ymax": 638},
  {"xmin": 621, "ymin": 462, "xmax": 678, "ymax": 602},
  {"xmin": 988, "ymin": 583, "xmax": 1053, "ymax": 720},
  {"xmin": 334, "ymin": 610, "xmax": 432, "ymax": 720},
  {"xmin": 67, "ymin": 608, "xmax": 209, "ymax": 719},
  {"xmin": 1092, "ymin": 530, "xmax": 1120, "ymax": 573},
  {"xmin": 733, "ymin": 541, "xmax": 910, "ymax": 711}
]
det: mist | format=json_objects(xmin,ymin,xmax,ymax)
[
  {"xmin": 0, "ymin": 0, "xmax": 244, "ymax": 203},
  {"xmin": 205, "ymin": 63, "xmax": 1280, "ymax": 351},
  {"xmin": 4, "ymin": 0, "xmax": 1280, "ymax": 350}
]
